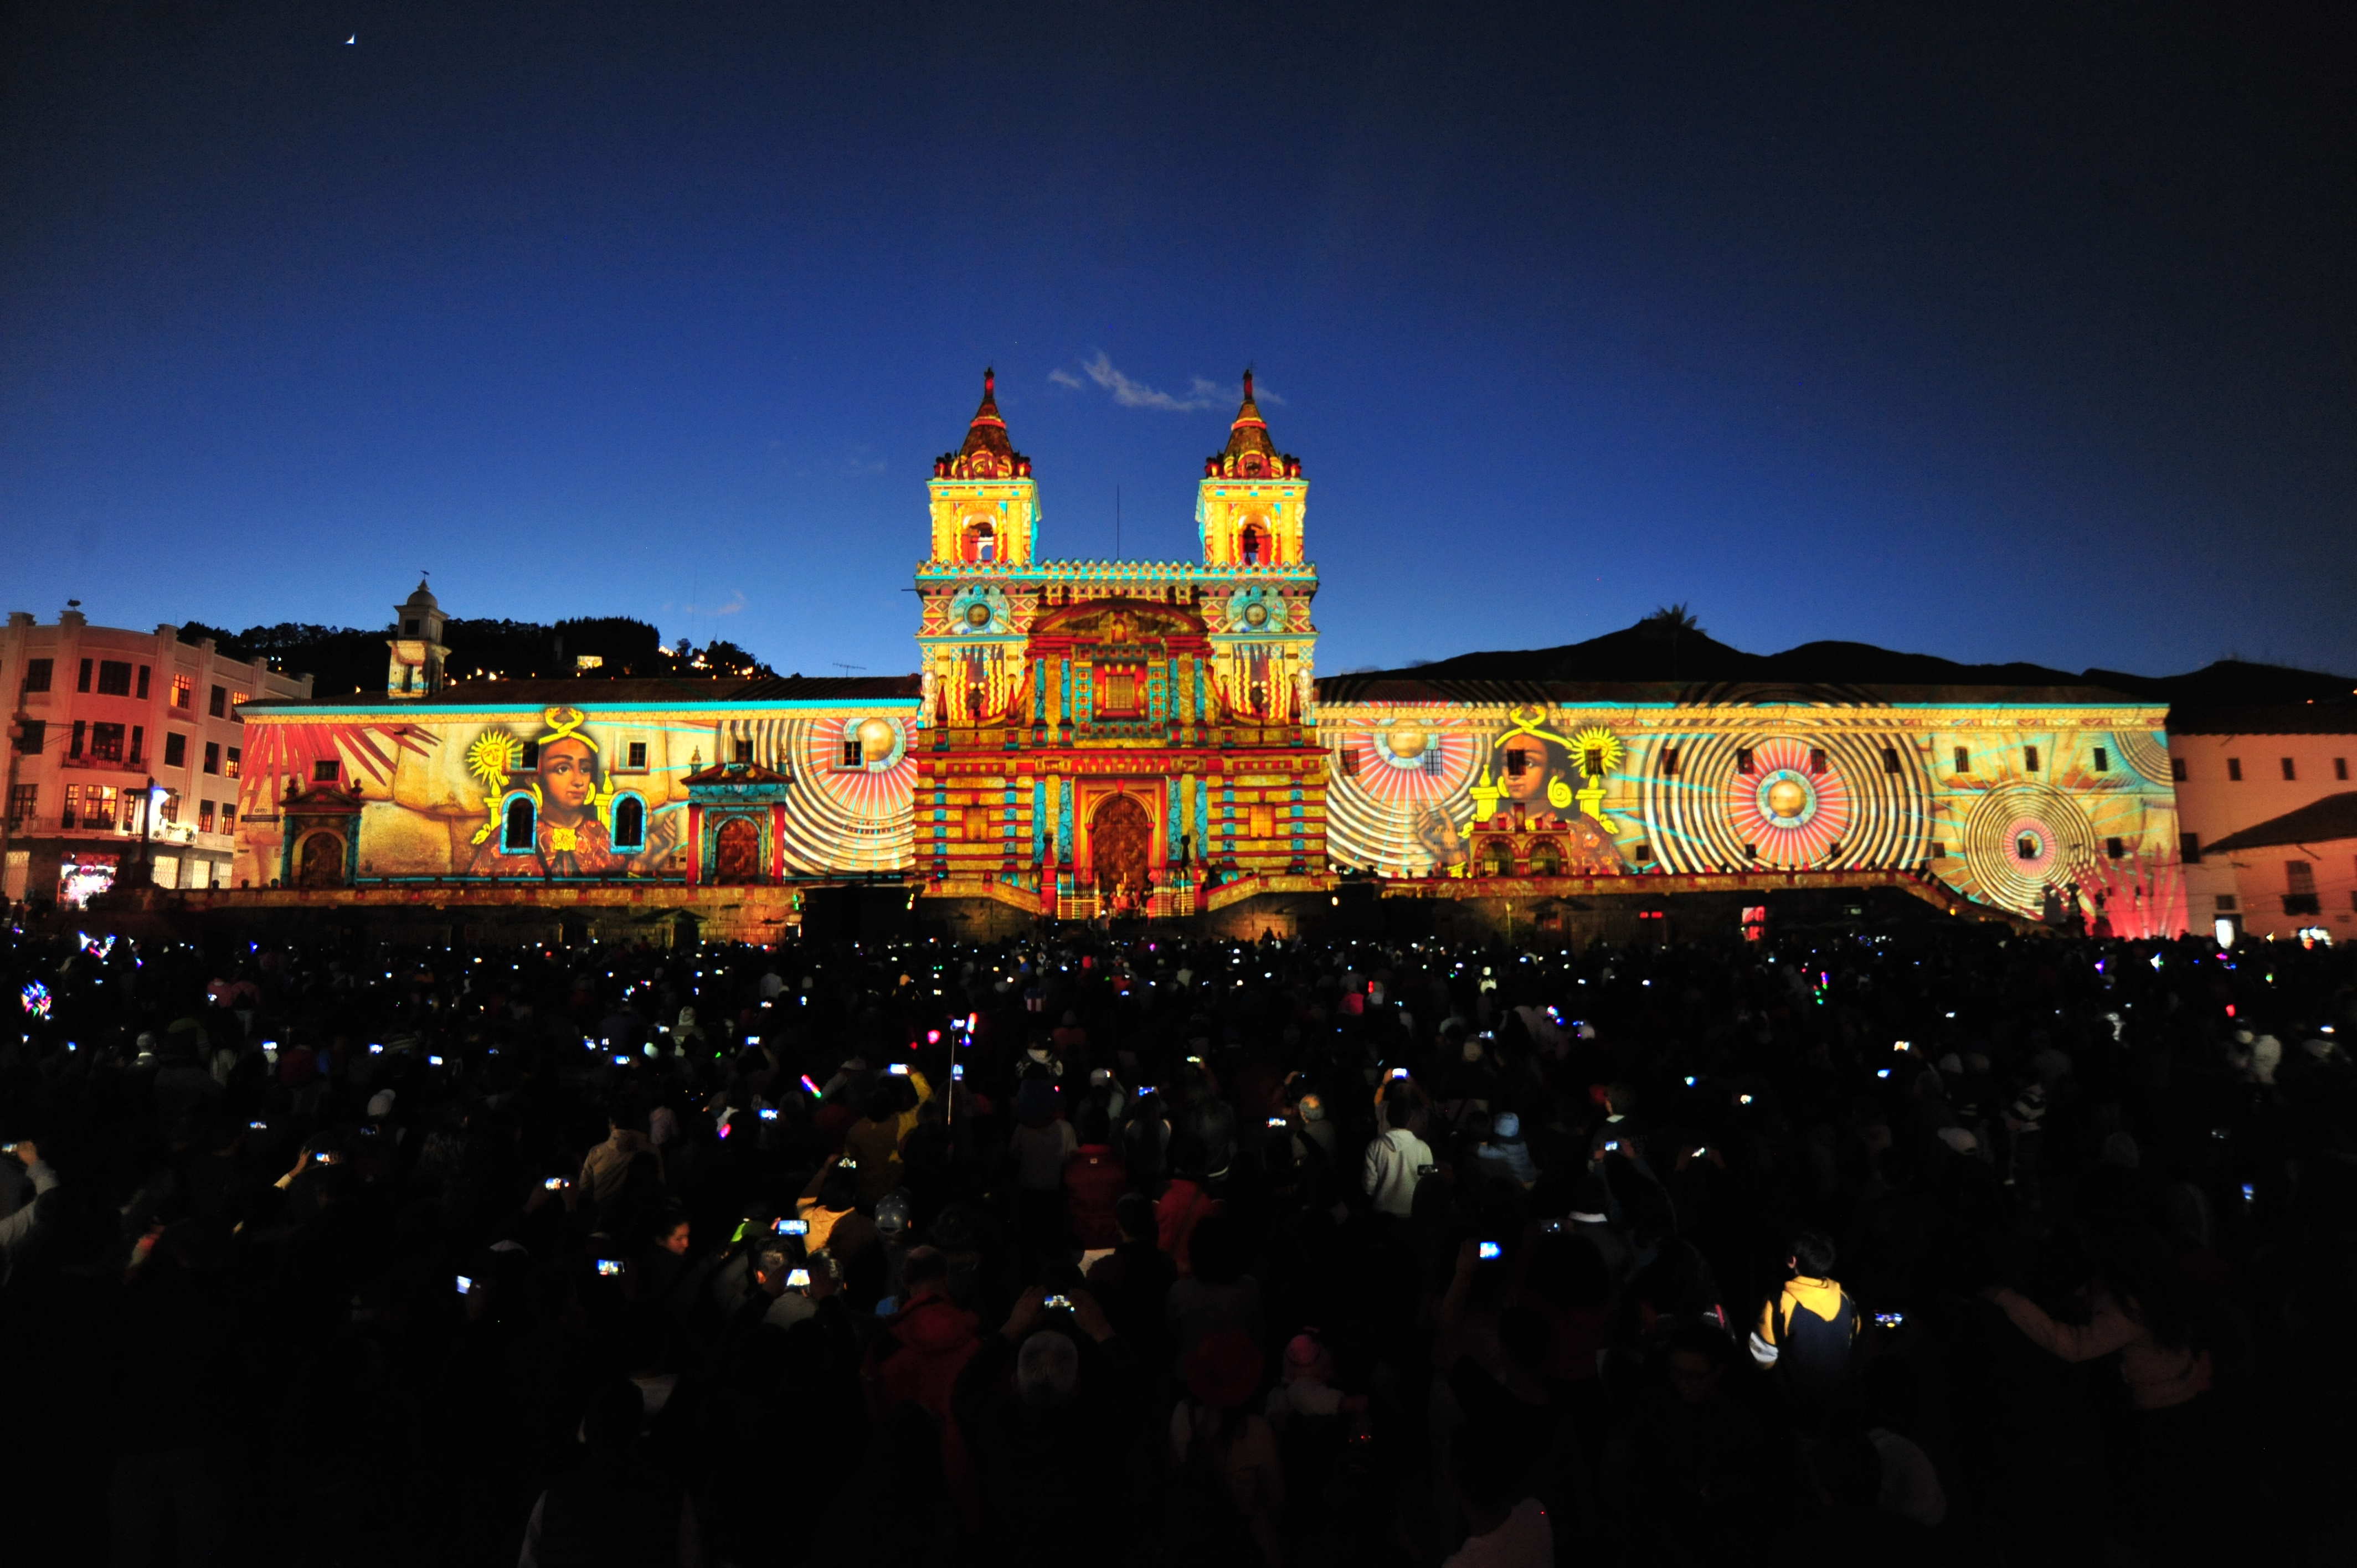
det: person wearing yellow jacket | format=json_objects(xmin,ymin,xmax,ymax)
[{"xmin": 1749, "ymin": 1231, "xmax": 1860, "ymax": 1397}]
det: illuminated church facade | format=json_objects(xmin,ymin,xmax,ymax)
[
  {"xmin": 910, "ymin": 370, "xmax": 1326, "ymax": 913},
  {"xmin": 227, "ymin": 373, "xmax": 2186, "ymax": 936}
]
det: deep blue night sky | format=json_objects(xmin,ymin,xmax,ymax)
[{"xmin": 3, "ymin": 2, "xmax": 2351, "ymax": 680}]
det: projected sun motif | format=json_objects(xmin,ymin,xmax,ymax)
[
  {"xmin": 804, "ymin": 716, "xmax": 915, "ymax": 817},
  {"xmin": 1351, "ymin": 718, "xmax": 1475, "ymax": 803},
  {"xmin": 1726, "ymin": 737, "xmax": 1850, "ymax": 866},
  {"xmin": 1567, "ymin": 726, "xmax": 1624, "ymax": 775}
]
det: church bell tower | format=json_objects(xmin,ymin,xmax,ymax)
[
  {"xmin": 928, "ymin": 368, "xmax": 1038, "ymax": 568},
  {"xmin": 1196, "ymin": 370, "xmax": 1306, "ymax": 568},
  {"xmin": 386, "ymin": 580, "xmax": 449, "ymax": 698}
]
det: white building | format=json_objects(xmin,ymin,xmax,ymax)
[
  {"xmin": 2, "ymin": 606, "xmax": 311, "ymax": 905},
  {"xmin": 2168, "ymin": 702, "xmax": 2357, "ymax": 940}
]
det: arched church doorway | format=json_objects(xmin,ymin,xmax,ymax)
[
  {"xmin": 1090, "ymin": 794, "xmax": 1153, "ymax": 910},
  {"xmin": 299, "ymin": 832, "xmax": 346, "ymax": 888},
  {"xmin": 714, "ymin": 817, "xmax": 763, "ymax": 885}
]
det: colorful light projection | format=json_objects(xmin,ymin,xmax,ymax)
[
  {"xmin": 785, "ymin": 714, "xmax": 916, "ymax": 873},
  {"xmin": 1324, "ymin": 714, "xmax": 1481, "ymax": 876},
  {"xmin": 462, "ymin": 706, "xmax": 676, "ymax": 878},
  {"xmin": 1643, "ymin": 727, "xmax": 1928, "ymax": 871},
  {"xmin": 1727, "ymin": 740, "xmax": 1851, "ymax": 868},
  {"xmin": 235, "ymin": 702, "xmax": 918, "ymax": 883},
  {"xmin": 1322, "ymin": 701, "xmax": 2182, "ymax": 925}
]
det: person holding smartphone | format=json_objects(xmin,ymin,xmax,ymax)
[
  {"xmin": 1749, "ymin": 1231, "xmax": 1861, "ymax": 1406},
  {"xmin": 1362, "ymin": 1079, "xmax": 1436, "ymax": 1220},
  {"xmin": 0, "ymin": 1138, "xmax": 58, "ymax": 1283},
  {"xmin": 720, "ymin": 1235, "xmax": 829, "ymax": 1353},
  {"xmin": 844, "ymin": 1081, "xmax": 911, "ymax": 1204},
  {"xmin": 578, "ymin": 1111, "xmax": 665, "ymax": 1214},
  {"xmin": 789, "ymin": 1154, "xmax": 879, "ymax": 1302}
]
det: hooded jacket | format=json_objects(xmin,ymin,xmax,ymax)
[
  {"xmin": 1750, "ymin": 1275, "xmax": 1859, "ymax": 1390},
  {"xmin": 868, "ymin": 1288, "xmax": 983, "ymax": 1523},
  {"xmin": 1155, "ymin": 1178, "xmax": 1222, "ymax": 1275}
]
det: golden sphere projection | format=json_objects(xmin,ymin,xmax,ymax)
[
  {"xmin": 1386, "ymin": 718, "xmax": 1429, "ymax": 759},
  {"xmin": 1765, "ymin": 777, "xmax": 1808, "ymax": 818},
  {"xmin": 856, "ymin": 718, "xmax": 898, "ymax": 764},
  {"xmin": 965, "ymin": 601, "xmax": 992, "ymax": 627}
]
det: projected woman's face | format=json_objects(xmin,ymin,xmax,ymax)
[
  {"xmin": 539, "ymin": 736, "xmax": 597, "ymax": 820},
  {"xmin": 1498, "ymin": 738, "xmax": 1551, "ymax": 801}
]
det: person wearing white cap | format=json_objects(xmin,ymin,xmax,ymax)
[
  {"xmin": 1291, "ymin": 1094, "xmax": 1338, "ymax": 1165},
  {"xmin": 1473, "ymin": 1111, "xmax": 1538, "ymax": 1187}
]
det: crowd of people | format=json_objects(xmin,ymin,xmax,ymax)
[{"xmin": 1, "ymin": 910, "xmax": 2350, "ymax": 1567}]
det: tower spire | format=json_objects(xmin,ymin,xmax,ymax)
[
  {"xmin": 1208, "ymin": 368, "xmax": 1294, "ymax": 479},
  {"xmin": 936, "ymin": 365, "xmax": 1028, "ymax": 479}
]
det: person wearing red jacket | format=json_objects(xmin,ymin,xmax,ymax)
[
  {"xmin": 866, "ymin": 1246, "xmax": 983, "ymax": 1526},
  {"xmin": 1155, "ymin": 1133, "xmax": 1223, "ymax": 1277},
  {"xmin": 1063, "ymin": 1105, "xmax": 1130, "ymax": 1254}
]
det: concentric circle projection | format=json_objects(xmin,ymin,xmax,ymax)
[
  {"xmin": 1727, "ymin": 740, "xmax": 1849, "ymax": 867},
  {"xmin": 1962, "ymin": 782, "xmax": 2099, "ymax": 915},
  {"xmin": 783, "ymin": 716, "xmax": 917, "ymax": 872},
  {"xmin": 2112, "ymin": 730, "xmax": 2175, "ymax": 788},
  {"xmin": 1637, "ymin": 729, "xmax": 1931, "ymax": 873},
  {"xmin": 1322, "ymin": 716, "xmax": 1483, "ymax": 874}
]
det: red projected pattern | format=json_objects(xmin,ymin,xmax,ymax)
[
  {"xmin": 1350, "ymin": 723, "xmax": 1477, "ymax": 804},
  {"xmin": 1726, "ymin": 737, "xmax": 1850, "ymax": 868},
  {"xmin": 2001, "ymin": 813, "xmax": 2060, "ymax": 879}
]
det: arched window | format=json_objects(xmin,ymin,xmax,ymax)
[
  {"xmin": 1479, "ymin": 838, "xmax": 1514, "ymax": 878},
  {"xmin": 963, "ymin": 520, "xmax": 997, "ymax": 563},
  {"xmin": 503, "ymin": 795, "xmax": 536, "ymax": 852},
  {"xmin": 612, "ymin": 795, "xmax": 645, "ymax": 852},
  {"xmin": 1238, "ymin": 525, "xmax": 1263, "ymax": 565},
  {"xmin": 1528, "ymin": 840, "xmax": 1562, "ymax": 876}
]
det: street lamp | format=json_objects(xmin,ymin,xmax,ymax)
[{"xmin": 138, "ymin": 776, "xmax": 163, "ymax": 888}]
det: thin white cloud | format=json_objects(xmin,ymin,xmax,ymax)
[
  {"xmin": 1077, "ymin": 351, "xmax": 1213, "ymax": 411},
  {"xmin": 679, "ymin": 591, "xmax": 747, "ymax": 618},
  {"xmin": 1052, "ymin": 355, "xmax": 1287, "ymax": 414}
]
